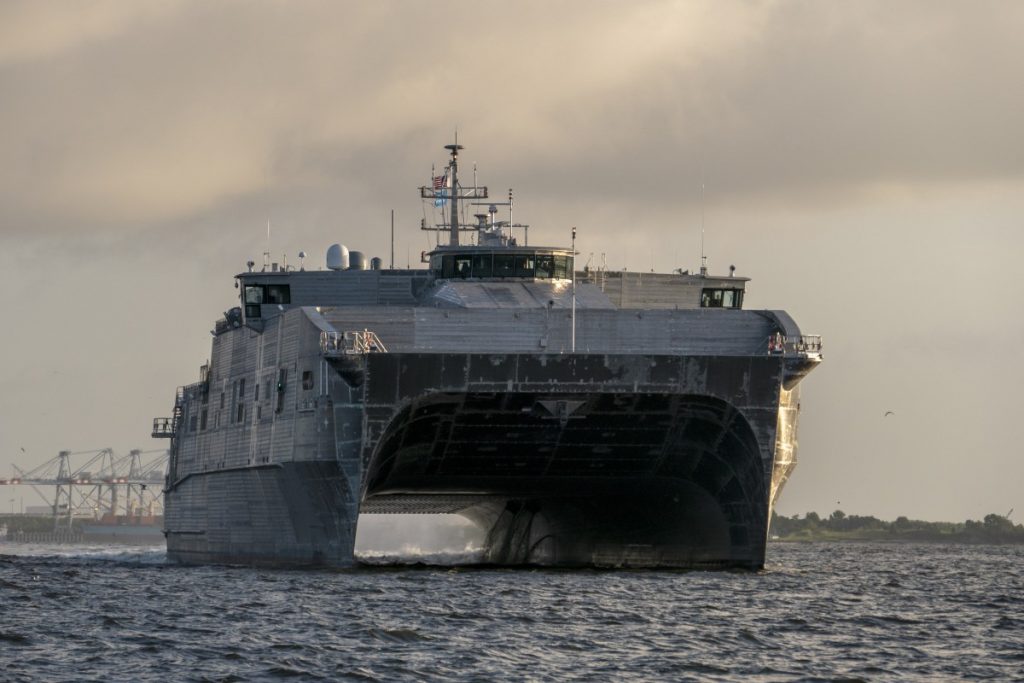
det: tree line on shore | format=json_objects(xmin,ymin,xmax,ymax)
[
  {"xmin": 770, "ymin": 509, "xmax": 1024, "ymax": 543},
  {"xmin": 5, "ymin": 511, "xmax": 1023, "ymax": 544}
]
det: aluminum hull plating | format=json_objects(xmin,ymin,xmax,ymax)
[
  {"xmin": 157, "ymin": 143, "xmax": 820, "ymax": 569},
  {"xmin": 161, "ymin": 312, "xmax": 817, "ymax": 569},
  {"xmin": 164, "ymin": 462, "xmax": 355, "ymax": 567}
]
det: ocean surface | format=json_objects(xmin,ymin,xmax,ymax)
[{"xmin": 1, "ymin": 542, "xmax": 1021, "ymax": 682}]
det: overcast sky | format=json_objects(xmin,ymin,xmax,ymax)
[{"xmin": 1, "ymin": 1, "xmax": 1022, "ymax": 522}]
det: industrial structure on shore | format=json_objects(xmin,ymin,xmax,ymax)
[{"xmin": 1, "ymin": 448, "xmax": 166, "ymax": 544}]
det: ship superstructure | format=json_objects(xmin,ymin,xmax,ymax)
[{"xmin": 154, "ymin": 142, "xmax": 821, "ymax": 568}]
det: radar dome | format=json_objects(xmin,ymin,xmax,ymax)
[{"xmin": 326, "ymin": 244, "xmax": 349, "ymax": 271}]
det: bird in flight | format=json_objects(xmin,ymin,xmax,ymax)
[{"xmin": 884, "ymin": 411, "xmax": 895, "ymax": 417}]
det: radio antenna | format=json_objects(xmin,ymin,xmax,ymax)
[
  {"xmin": 700, "ymin": 182, "xmax": 707, "ymax": 276},
  {"xmin": 263, "ymin": 219, "xmax": 271, "ymax": 271}
]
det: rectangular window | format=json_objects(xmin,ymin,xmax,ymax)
[
  {"xmin": 472, "ymin": 254, "xmax": 492, "ymax": 278},
  {"xmin": 552, "ymin": 256, "xmax": 569, "ymax": 280},
  {"xmin": 236, "ymin": 404, "xmax": 245, "ymax": 423},
  {"xmin": 493, "ymin": 254, "xmax": 515, "ymax": 277},
  {"xmin": 454, "ymin": 257, "xmax": 472, "ymax": 278},
  {"xmin": 254, "ymin": 382, "xmax": 260, "ymax": 401},
  {"xmin": 238, "ymin": 378, "xmax": 246, "ymax": 399},
  {"xmin": 514, "ymin": 255, "xmax": 535, "ymax": 278},
  {"xmin": 535, "ymin": 255, "xmax": 553, "ymax": 279},
  {"xmin": 220, "ymin": 392, "xmax": 225, "ymax": 409},
  {"xmin": 189, "ymin": 414, "xmax": 198, "ymax": 432},
  {"xmin": 265, "ymin": 284, "xmax": 291, "ymax": 304},
  {"xmin": 700, "ymin": 288, "xmax": 744, "ymax": 309},
  {"xmin": 302, "ymin": 370, "xmax": 314, "ymax": 391},
  {"xmin": 244, "ymin": 286, "xmax": 264, "ymax": 304},
  {"xmin": 200, "ymin": 409, "xmax": 208, "ymax": 431},
  {"xmin": 244, "ymin": 285, "xmax": 264, "ymax": 320}
]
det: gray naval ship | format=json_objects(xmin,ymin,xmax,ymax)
[{"xmin": 153, "ymin": 142, "xmax": 821, "ymax": 569}]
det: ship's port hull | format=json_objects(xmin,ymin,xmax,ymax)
[{"xmin": 164, "ymin": 461, "xmax": 357, "ymax": 567}]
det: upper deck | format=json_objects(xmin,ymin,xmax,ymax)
[
  {"xmin": 229, "ymin": 141, "xmax": 753, "ymax": 330},
  {"xmin": 233, "ymin": 263, "xmax": 750, "ymax": 327}
]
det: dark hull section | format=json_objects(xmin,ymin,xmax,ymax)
[
  {"xmin": 164, "ymin": 461, "xmax": 357, "ymax": 567},
  {"xmin": 360, "ymin": 353, "xmax": 785, "ymax": 569}
]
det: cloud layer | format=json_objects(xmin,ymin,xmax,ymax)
[
  {"xmin": 3, "ymin": 1, "xmax": 1023, "ymax": 237},
  {"xmin": 2, "ymin": 1, "xmax": 1022, "ymax": 522}
]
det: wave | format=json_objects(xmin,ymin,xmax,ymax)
[
  {"xmin": 355, "ymin": 545, "xmax": 485, "ymax": 566},
  {"xmin": 0, "ymin": 542, "xmax": 167, "ymax": 565}
]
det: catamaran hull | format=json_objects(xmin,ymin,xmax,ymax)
[{"xmin": 165, "ymin": 352, "xmax": 799, "ymax": 569}]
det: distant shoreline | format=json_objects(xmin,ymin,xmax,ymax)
[
  {"xmin": 769, "ymin": 534, "xmax": 1024, "ymax": 545},
  {"xmin": 770, "ymin": 510, "xmax": 1024, "ymax": 545}
]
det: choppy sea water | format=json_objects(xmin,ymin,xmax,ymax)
[{"xmin": 1, "ymin": 542, "xmax": 1022, "ymax": 682}]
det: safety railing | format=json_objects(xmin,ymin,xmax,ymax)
[
  {"xmin": 320, "ymin": 329, "xmax": 388, "ymax": 356},
  {"xmin": 767, "ymin": 333, "xmax": 823, "ymax": 357},
  {"xmin": 151, "ymin": 417, "xmax": 175, "ymax": 438}
]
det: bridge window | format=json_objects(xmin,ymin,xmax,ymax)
[
  {"xmin": 431, "ymin": 251, "xmax": 573, "ymax": 280},
  {"xmin": 700, "ymin": 288, "xmax": 744, "ymax": 309},
  {"xmin": 302, "ymin": 370, "xmax": 314, "ymax": 391},
  {"xmin": 535, "ymin": 255, "xmax": 553, "ymax": 278},
  {"xmin": 244, "ymin": 286, "xmax": 263, "ymax": 319},
  {"xmin": 493, "ymin": 254, "xmax": 515, "ymax": 277},
  {"xmin": 553, "ymin": 256, "xmax": 570, "ymax": 279},
  {"xmin": 265, "ymin": 285, "xmax": 290, "ymax": 304},
  {"xmin": 441, "ymin": 255, "xmax": 455, "ymax": 278},
  {"xmin": 243, "ymin": 283, "xmax": 290, "ymax": 317},
  {"xmin": 472, "ymin": 254, "xmax": 492, "ymax": 277},
  {"xmin": 515, "ymin": 255, "xmax": 535, "ymax": 277}
]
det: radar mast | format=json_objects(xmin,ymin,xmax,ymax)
[
  {"xmin": 420, "ymin": 139, "xmax": 489, "ymax": 246},
  {"xmin": 444, "ymin": 143, "xmax": 463, "ymax": 245}
]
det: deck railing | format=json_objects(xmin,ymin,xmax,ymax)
[
  {"xmin": 767, "ymin": 334, "xmax": 823, "ymax": 357},
  {"xmin": 320, "ymin": 329, "xmax": 388, "ymax": 356}
]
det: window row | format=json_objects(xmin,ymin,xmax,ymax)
[
  {"xmin": 187, "ymin": 367, "xmax": 315, "ymax": 431},
  {"xmin": 243, "ymin": 284, "xmax": 291, "ymax": 319},
  {"xmin": 432, "ymin": 253, "xmax": 573, "ymax": 280},
  {"xmin": 700, "ymin": 288, "xmax": 744, "ymax": 309}
]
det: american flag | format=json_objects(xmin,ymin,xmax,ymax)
[{"xmin": 432, "ymin": 173, "xmax": 447, "ymax": 190}]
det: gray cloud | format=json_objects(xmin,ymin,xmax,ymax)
[
  {"xmin": 2, "ymin": 1, "xmax": 1023, "ymax": 236},
  {"xmin": 1, "ymin": 1, "xmax": 1022, "ymax": 522}
]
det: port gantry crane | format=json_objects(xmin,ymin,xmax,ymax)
[{"xmin": 0, "ymin": 448, "xmax": 167, "ymax": 531}]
